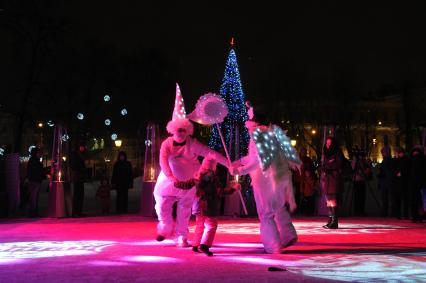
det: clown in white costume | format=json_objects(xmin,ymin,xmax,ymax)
[
  {"xmin": 232, "ymin": 109, "xmax": 300, "ymax": 254},
  {"xmin": 154, "ymin": 84, "xmax": 228, "ymax": 247}
]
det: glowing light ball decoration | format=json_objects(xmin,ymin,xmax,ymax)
[
  {"xmin": 104, "ymin": 95, "xmax": 111, "ymax": 102},
  {"xmin": 104, "ymin": 119, "xmax": 111, "ymax": 126},
  {"xmin": 77, "ymin": 113, "xmax": 84, "ymax": 120},
  {"xmin": 111, "ymin": 133, "xmax": 118, "ymax": 141},
  {"xmin": 121, "ymin": 108, "xmax": 128, "ymax": 116},
  {"xmin": 47, "ymin": 120, "xmax": 54, "ymax": 127},
  {"xmin": 209, "ymin": 42, "xmax": 250, "ymax": 160}
]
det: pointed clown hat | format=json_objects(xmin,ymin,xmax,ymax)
[{"xmin": 166, "ymin": 83, "xmax": 194, "ymax": 135}]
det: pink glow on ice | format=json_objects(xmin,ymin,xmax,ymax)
[
  {"xmin": 190, "ymin": 223, "xmax": 259, "ymax": 235},
  {"xmin": 0, "ymin": 241, "xmax": 115, "ymax": 260},
  {"xmin": 215, "ymin": 243, "xmax": 263, "ymax": 248},
  {"xmin": 89, "ymin": 260, "xmax": 129, "ymax": 266},
  {"xmin": 0, "ymin": 258, "xmax": 24, "ymax": 265},
  {"xmin": 225, "ymin": 256, "xmax": 296, "ymax": 266},
  {"xmin": 122, "ymin": 256, "xmax": 181, "ymax": 263},
  {"xmin": 128, "ymin": 240, "xmax": 175, "ymax": 246}
]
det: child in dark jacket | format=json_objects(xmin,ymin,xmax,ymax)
[
  {"xmin": 191, "ymin": 154, "xmax": 240, "ymax": 256},
  {"xmin": 96, "ymin": 178, "xmax": 111, "ymax": 214}
]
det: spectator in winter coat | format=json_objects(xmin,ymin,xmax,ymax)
[
  {"xmin": 321, "ymin": 137, "xmax": 344, "ymax": 229},
  {"xmin": 409, "ymin": 147, "xmax": 426, "ymax": 223},
  {"xmin": 96, "ymin": 177, "xmax": 112, "ymax": 215},
  {"xmin": 27, "ymin": 147, "xmax": 45, "ymax": 217},
  {"xmin": 70, "ymin": 143, "xmax": 87, "ymax": 217},
  {"xmin": 393, "ymin": 147, "xmax": 411, "ymax": 219},
  {"xmin": 299, "ymin": 148, "xmax": 316, "ymax": 215},
  {"xmin": 378, "ymin": 146, "xmax": 395, "ymax": 217},
  {"xmin": 112, "ymin": 151, "xmax": 133, "ymax": 214}
]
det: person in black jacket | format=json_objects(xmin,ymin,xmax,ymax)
[
  {"xmin": 112, "ymin": 151, "xmax": 133, "ymax": 214},
  {"xmin": 27, "ymin": 147, "xmax": 45, "ymax": 217},
  {"xmin": 378, "ymin": 146, "xmax": 395, "ymax": 217},
  {"xmin": 409, "ymin": 147, "xmax": 426, "ymax": 223},
  {"xmin": 393, "ymin": 147, "xmax": 411, "ymax": 219},
  {"xmin": 70, "ymin": 144, "xmax": 87, "ymax": 217},
  {"xmin": 321, "ymin": 137, "xmax": 343, "ymax": 229}
]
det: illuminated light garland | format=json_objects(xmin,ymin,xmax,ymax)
[
  {"xmin": 173, "ymin": 84, "xmax": 186, "ymax": 121},
  {"xmin": 209, "ymin": 48, "xmax": 249, "ymax": 157},
  {"xmin": 252, "ymin": 125, "xmax": 301, "ymax": 170}
]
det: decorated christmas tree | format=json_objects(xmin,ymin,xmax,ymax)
[{"xmin": 209, "ymin": 39, "xmax": 250, "ymax": 160}]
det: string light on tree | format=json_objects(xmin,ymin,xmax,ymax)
[
  {"xmin": 111, "ymin": 133, "xmax": 118, "ymax": 141},
  {"xmin": 121, "ymin": 108, "xmax": 128, "ymax": 116},
  {"xmin": 104, "ymin": 119, "xmax": 111, "ymax": 126},
  {"xmin": 77, "ymin": 113, "xmax": 84, "ymax": 120},
  {"xmin": 47, "ymin": 120, "xmax": 54, "ymax": 127},
  {"xmin": 104, "ymin": 95, "xmax": 111, "ymax": 102}
]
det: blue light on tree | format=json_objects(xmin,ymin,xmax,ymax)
[
  {"xmin": 111, "ymin": 133, "xmax": 118, "ymax": 140},
  {"xmin": 104, "ymin": 95, "xmax": 111, "ymax": 102},
  {"xmin": 104, "ymin": 119, "xmax": 111, "ymax": 126},
  {"xmin": 209, "ymin": 46, "xmax": 250, "ymax": 159}
]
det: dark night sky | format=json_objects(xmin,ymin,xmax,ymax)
[
  {"xmin": 2, "ymin": 1, "xmax": 426, "ymax": 132},
  {"xmin": 62, "ymin": 1, "xmax": 426, "ymax": 90}
]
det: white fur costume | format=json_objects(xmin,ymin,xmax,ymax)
[
  {"xmin": 154, "ymin": 136, "xmax": 228, "ymax": 242},
  {"xmin": 236, "ymin": 138, "xmax": 298, "ymax": 253}
]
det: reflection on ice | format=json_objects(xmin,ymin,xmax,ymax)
[{"xmin": 0, "ymin": 241, "xmax": 115, "ymax": 260}]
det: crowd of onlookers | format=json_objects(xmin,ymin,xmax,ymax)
[
  {"xmin": 292, "ymin": 144, "xmax": 426, "ymax": 223},
  {"xmin": 23, "ymin": 144, "xmax": 133, "ymax": 218},
  {"xmin": 21, "ymin": 141, "xmax": 426, "ymax": 223}
]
